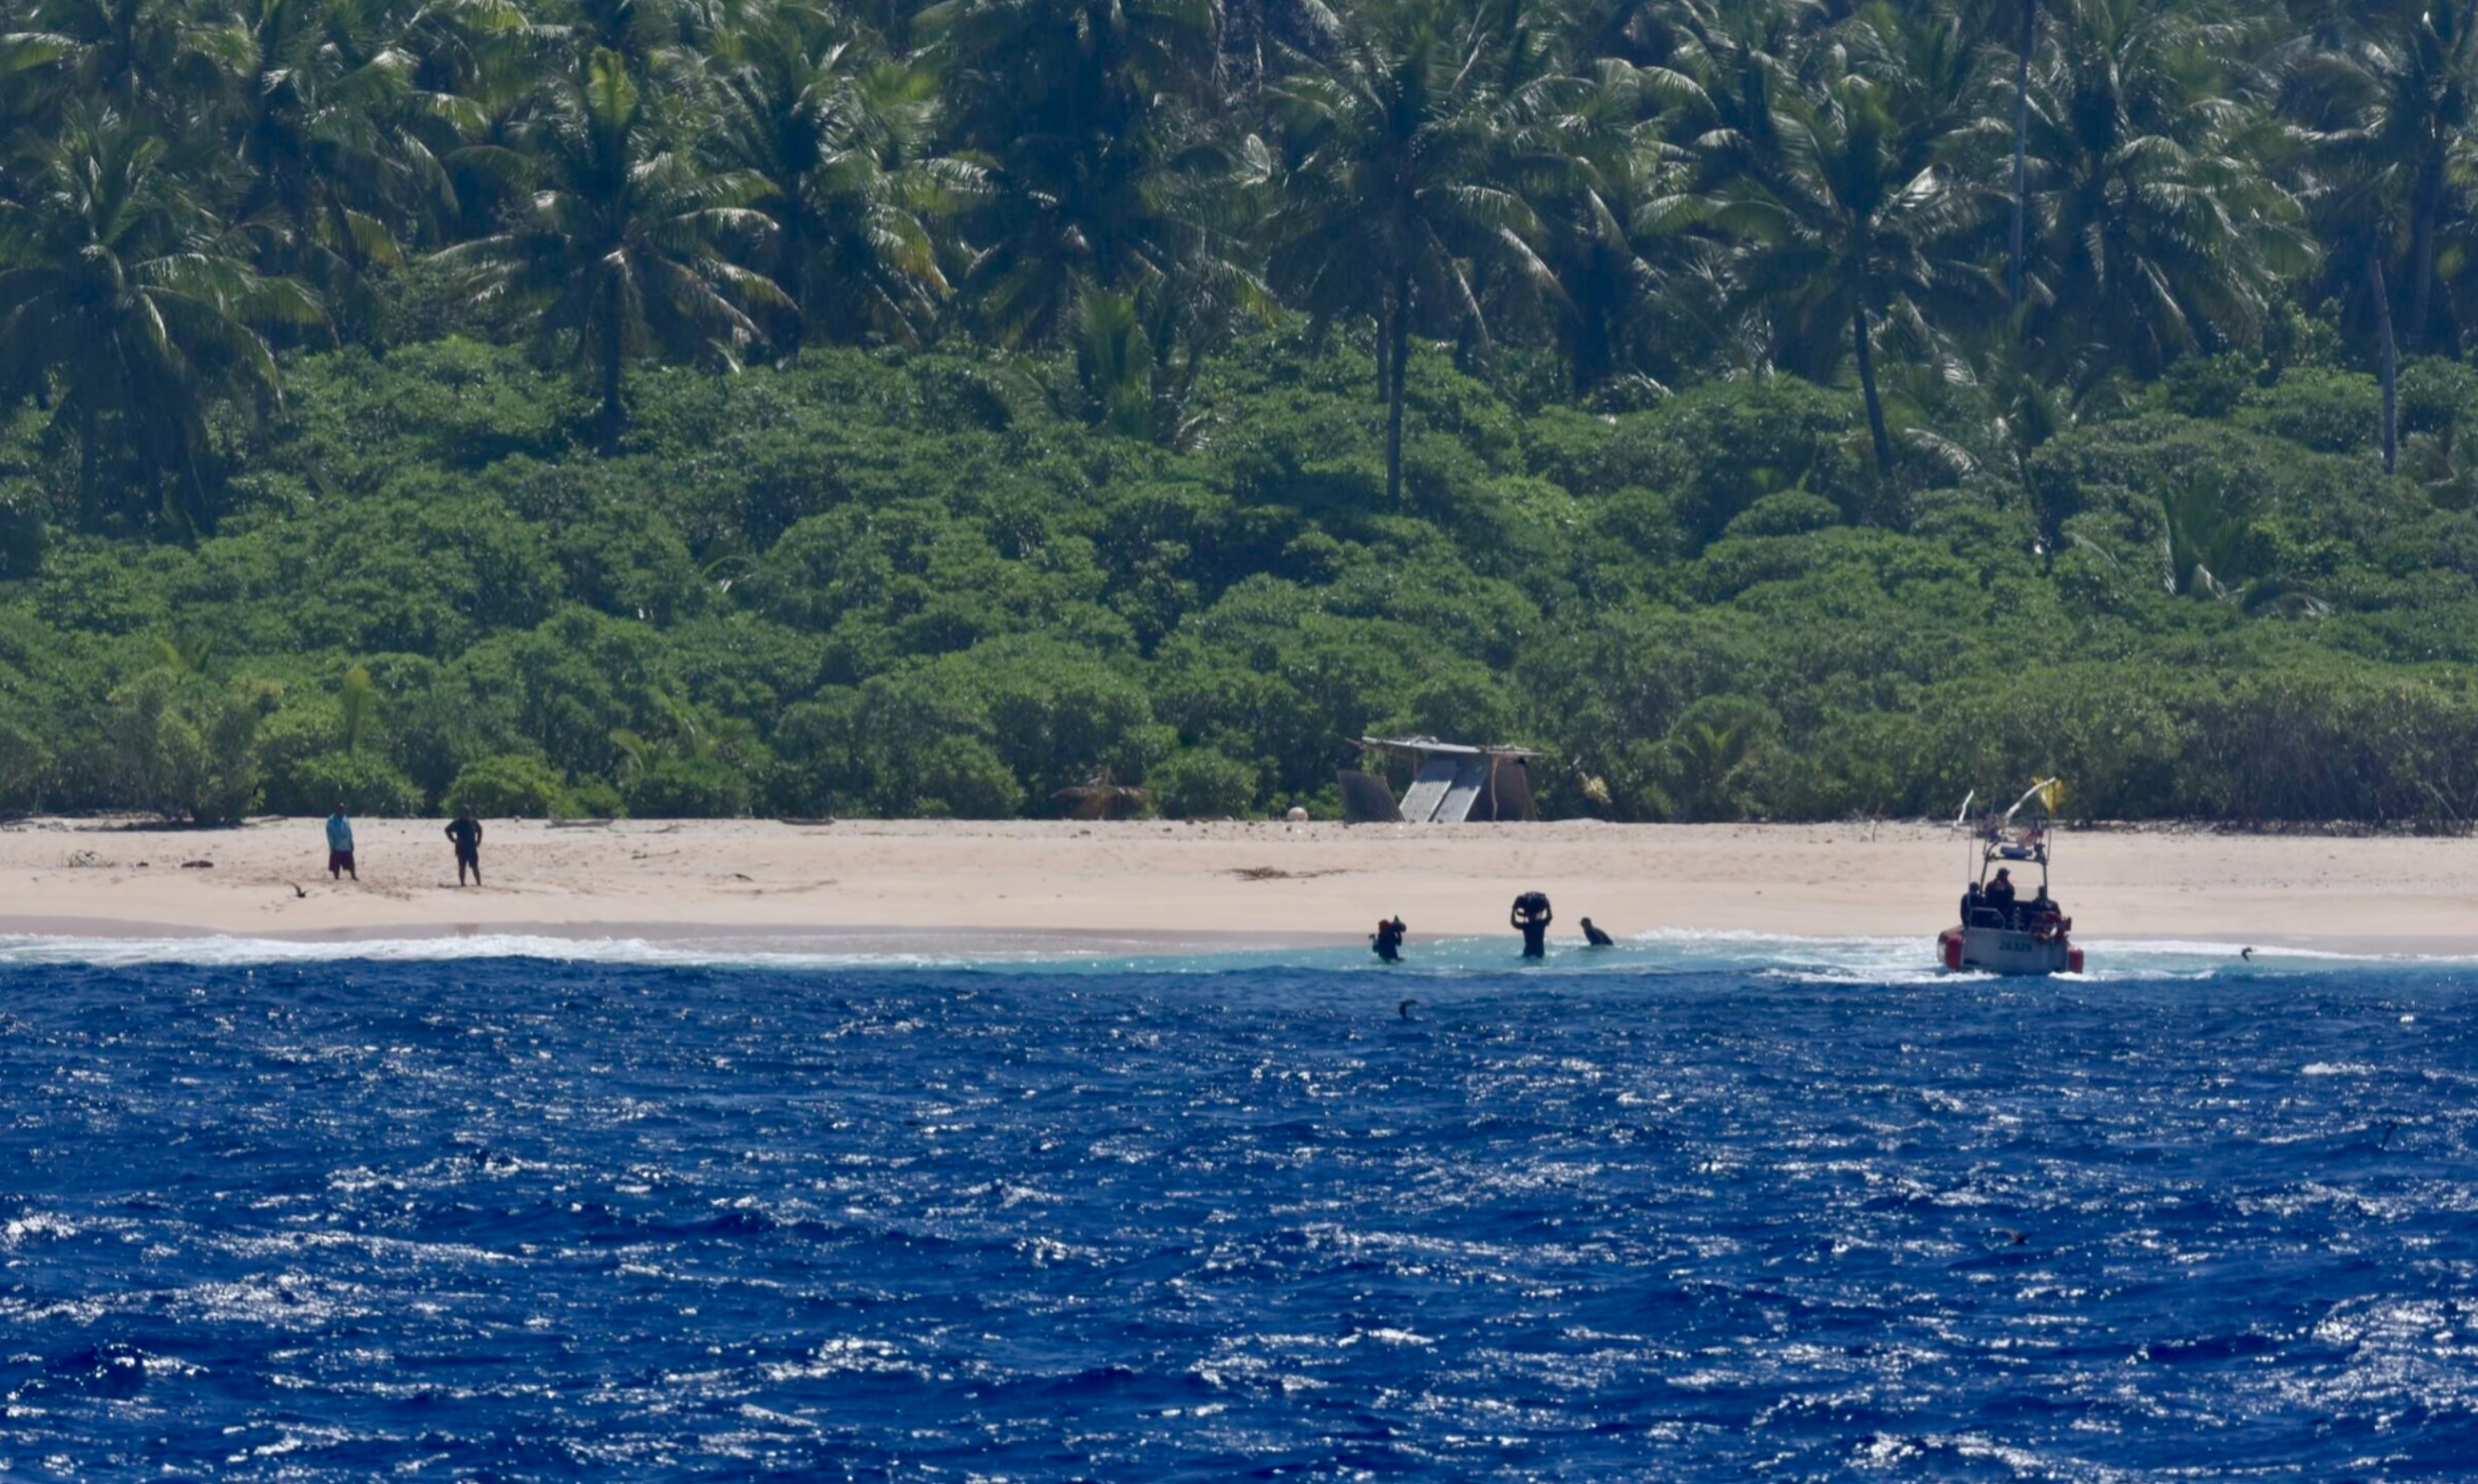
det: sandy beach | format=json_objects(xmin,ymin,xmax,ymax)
[{"xmin": 0, "ymin": 814, "xmax": 2468, "ymax": 955}]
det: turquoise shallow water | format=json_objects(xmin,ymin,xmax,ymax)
[{"xmin": 1, "ymin": 937, "xmax": 2471, "ymax": 1479}]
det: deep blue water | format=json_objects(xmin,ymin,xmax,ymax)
[{"xmin": 3, "ymin": 947, "xmax": 2475, "ymax": 1480}]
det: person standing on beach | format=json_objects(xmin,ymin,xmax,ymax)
[
  {"xmin": 445, "ymin": 808, "xmax": 483, "ymax": 887},
  {"xmin": 1512, "ymin": 891, "xmax": 1553, "ymax": 958},
  {"xmin": 325, "ymin": 805, "xmax": 357, "ymax": 882}
]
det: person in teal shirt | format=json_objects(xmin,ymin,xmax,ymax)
[{"xmin": 325, "ymin": 806, "xmax": 357, "ymax": 881}]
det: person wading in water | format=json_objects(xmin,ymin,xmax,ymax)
[
  {"xmin": 1371, "ymin": 917, "xmax": 1407, "ymax": 962},
  {"xmin": 1511, "ymin": 891, "xmax": 1553, "ymax": 958}
]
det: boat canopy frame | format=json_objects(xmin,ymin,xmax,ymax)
[{"xmin": 1955, "ymin": 778, "xmax": 2062, "ymax": 897}]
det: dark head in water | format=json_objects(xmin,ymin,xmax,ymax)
[{"xmin": 1580, "ymin": 917, "xmax": 1615, "ymax": 947}]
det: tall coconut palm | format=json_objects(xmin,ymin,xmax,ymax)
[
  {"xmin": 2282, "ymin": 0, "xmax": 2478, "ymax": 356},
  {"xmin": 1266, "ymin": 0, "xmax": 1581, "ymax": 505},
  {"xmin": 2015, "ymin": 0, "xmax": 2307, "ymax": 377},
  {"xmin": 924, "ymin": 0, "xmax": 1225, "ymax": 347},
  {"xmin": 423, "ymin": 16, "xmax": 548, "ymax": 245},
  {"xmin": 715, "ymin": 10, "xmax": 977, "ymax": 349},
  {"xmin": 0, "ymin": 28, "xmax": 75, "ymax": 144},
  {"xmin": 34, "ymin": 0, "xmax": 242, "ymax": 132},
  {"xmin": 1693, "ymin": 7, "xmax": 1993, "ymax": 474},
  {"xmin": 227, "ymin": 0, "xmax": 460, "ymax": 341},
  {"xmin": 437, "ymin": 47, "xmax": 791, "ymax": 445},
  {"xmin": 1536, "ymin": 64, "xmax": 1669, "ymax": 395},
  {"xmin": 0, "ymin": 106, "xmax": 318, "ymax": 530}
]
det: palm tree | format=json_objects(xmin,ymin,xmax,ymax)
[
  {"xmin": 35, "ymin": 0, "xmax": 241, "ymax": 131},
  {"xmin": 0, "ymin": 28, "xmax": 74, "ymax": 144},
  {"xmin": 2282, "ymin": 0, "xmax": 2478, "ymax": 356},
  {"xmin": 2015, "ymin": 0, "xmax": 2307, "ymax": 378},
  {"xmin": 1692, "ymin": 7, "xmax": 1993, "ymax": 474},
  {"xmin": 227, "ymin": 0, "xmax": 459, "ymax": 341},
  {"xmin": 0, "ymin": 106, "xmax": 318, "ymax": 529},
  {"xmin": 1537, "ymin": 70, "xmax": 1666, "ymax": 395},
  {"xmin": 423, "ymin": 16, "xmax": 547, "ymax": 245},
  {"xmin": 437, "ymin": 47, "xmax": 791, "ymax": 445},
  {"xmin": 1266, "ymin": 0, "xmax": 1580, "ymax": 505},
  {"xmin": 715, "ymin": 10, "xmax": 975, "ymax": 349},
  {"xmin": 925, "ymin": 0, "xmax": 1229, "ymax": 348}
]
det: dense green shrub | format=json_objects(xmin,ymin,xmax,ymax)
[
  {"xmin": 1149, "ymin": 749, "xmax": 1260, "ymax": 817},
  {"xmin": 445, "ymin": 754, "xmax": 570, "ymax": 818},
  {"xmin": 0, "ymin": 329, "xmax": 2469, "ymax": 826},
  {"xmin": 94, "ymin": 674, "xmax": 269, "ymax": 826},
  {"xmin": 623, "ymin": 756, "xmax": 752, "ymax": 817},
  {"xmin": 264, "ymin": 752, "xmax": 427, "ymax": 817},
  {"xmin": 0, "ymin": 717, "xmax": 50, "ymax": 814}
]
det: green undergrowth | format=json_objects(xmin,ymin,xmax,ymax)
[{"xmin": 6, "ymin": 332, "xmax": 2478, "ymax": 827}]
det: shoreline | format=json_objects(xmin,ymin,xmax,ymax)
[
  {"xmin": 2, "ymin": 815, "xmax": 2475, "ymax": 958},
  {"xmin": 0, "ymin": 918, "xmax": 2469, "ymax": 962}
]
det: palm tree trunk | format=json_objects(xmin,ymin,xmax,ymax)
[
  {"xmin": 77, "ymin": 402, "xmax": 97, "ymax": 529},
  {"xmin": 1852, "ymin": 301, "xmax": 1892, "ymax": 474},
  {"xmin": 782, "ymin": 211, "xmax": 811, "ymax": 357},
  {"xmin": 598, "ymin": 285, "xmax": 625, "ymax": 449},
  {"xmin": 1386, "ymin": 267, "xmax": 1410, "ymax": 507},
  {"xmin": 2374, "ymin": 251, "xmax": 2399, "ymax": 477},
  {"xmin": 2009, "ymin": 0, "xmax": 2034, "ymax": 315},
  {"xmin": 2414, "ymin": 160, "xmax": 2443, "ymax": 354}
]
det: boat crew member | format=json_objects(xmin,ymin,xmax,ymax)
[
  {"xmin": 1580, "ymin": 917, "xmax": 1615, "ymax": 947},
  {"xmin": 1372, "ymin": 916, "xmax": 1407, "ymax": 962},
  {"xmin": 1985, "ymin": 868, "xmax": 2016, "ymax": 923},
  {"xmin": 1511, "ymin": 891, "xmax": 1553, "ymax": 958}
]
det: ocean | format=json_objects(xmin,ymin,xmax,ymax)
[{"xmin": 1, "ymin": 934, "xmax": 2471, "ymax": 1480}]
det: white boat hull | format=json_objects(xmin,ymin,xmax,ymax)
[{"xmin": 1939, "ymin": 924, "xmax": 2080, "ymax": 976}]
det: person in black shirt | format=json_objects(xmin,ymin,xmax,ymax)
[
  {"xmin": 1580, "ymin": 917, "xmax": 1615, "ymax": 947},
  {"xmin": 1984, "ymin": 868, "xmax": 2015, "ymax": 924},
  {"xmin": 445, "ymin": 809, "xmax": 484, "ymax": 887},
  {"xmin": 1371, "ymin": 917, "xmax": 1407, "ymax": 962},
  {"xmin": 1511, "ymin": 891, "xmax": 1553, "ymax": 958}
]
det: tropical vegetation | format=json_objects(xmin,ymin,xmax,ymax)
[{"xmin": 7, "ymin": 0, "xmax": 2478, "ymax": 825}]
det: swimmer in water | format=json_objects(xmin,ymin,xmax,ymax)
[
  {"xmin": 1371, "ymin": 916, "xmax": 1407, "ymax": 962},
  {"xmin": 1511, "ymin": 891, "xmax": 1552, "ymax": 958},
  {"xmin": 1580, "ymin": 917, "xmax": 1614, "ymax": 947}
]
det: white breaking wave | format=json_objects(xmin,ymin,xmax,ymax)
[
  {"xmin": 0, "ymin": 932, "xmax": 1004, "ymax": 972},
  {"xmin": 0, "ymin": 926, "xmax": 2449, "ymax": 979}
]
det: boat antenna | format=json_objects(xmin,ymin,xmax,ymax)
[{"xmin": 1952, "ymin": 789, "xmax": 1976, "ymax": 829}]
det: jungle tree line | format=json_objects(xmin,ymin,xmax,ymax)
[{"xmin": 1, "ymin": 0, "xmax": 2473, "ymax": 523}]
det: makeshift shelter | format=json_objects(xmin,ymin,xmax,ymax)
[{"xmin": 1342, "ymin": 737, "xmax": 1543, "ymax": 823}]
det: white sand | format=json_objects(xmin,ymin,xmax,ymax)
[{"xmin": 0, "ymin": 815, "xmax": 2464, "ymax": 954}]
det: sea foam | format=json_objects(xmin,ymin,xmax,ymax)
[{"xmin": 0, "ymin": 926, "xmax": 2438, "ymax": 978}]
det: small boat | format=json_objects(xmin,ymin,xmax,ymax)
[{"xmin": 1936, "ymin": 779, "xmax": 2083, "ymax": 976}]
